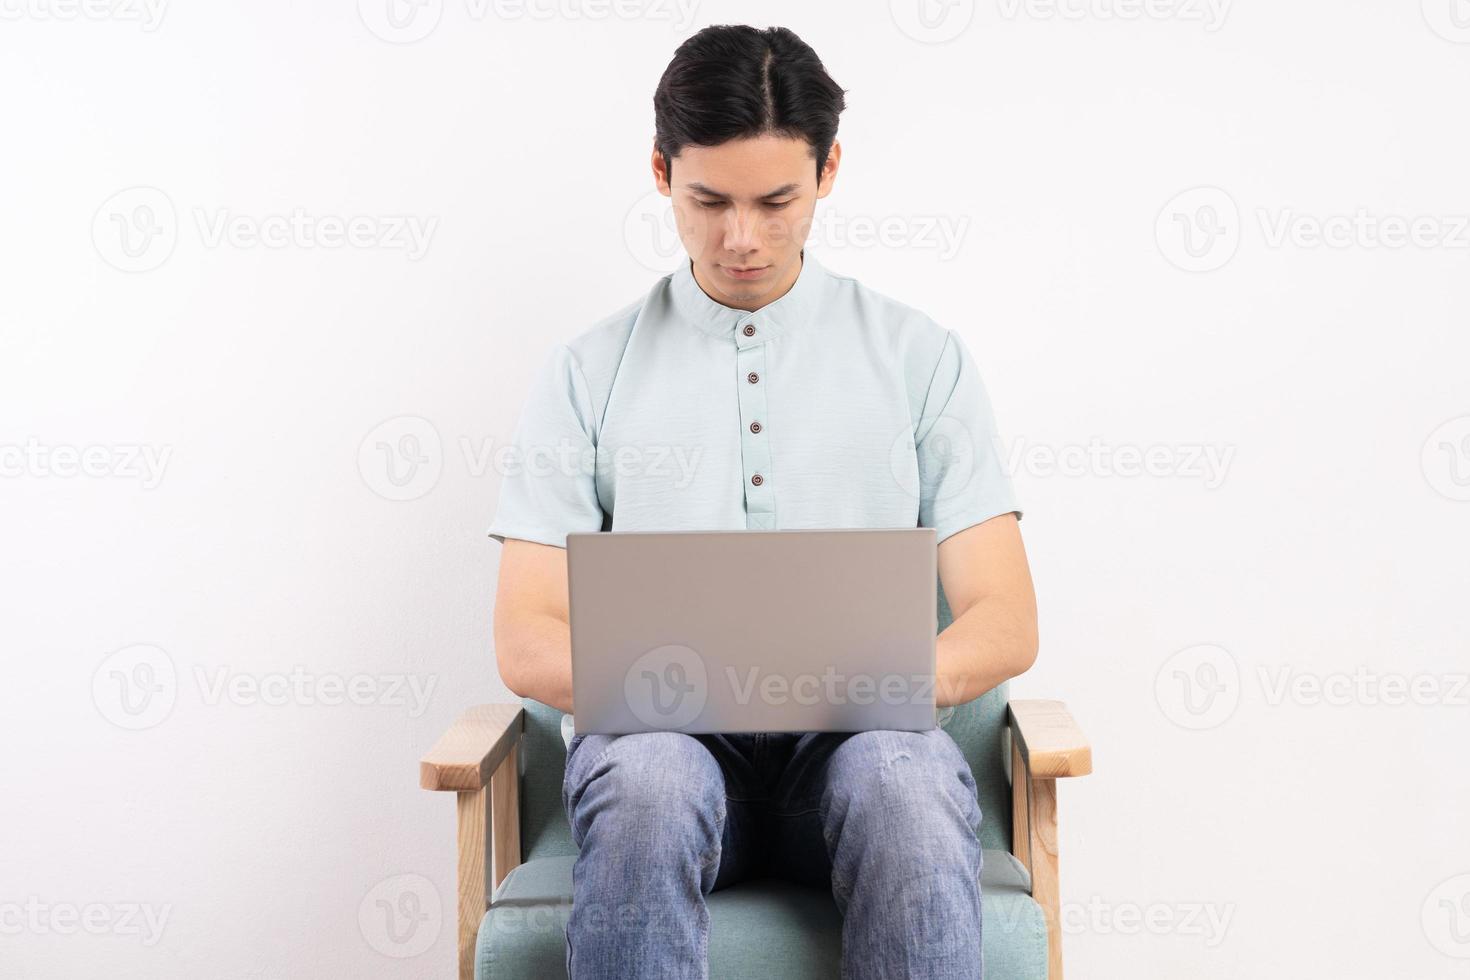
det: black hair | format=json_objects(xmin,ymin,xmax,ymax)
[{"xmin": 653, "ymin": 25, "xmax": 848, "ymax": 185}]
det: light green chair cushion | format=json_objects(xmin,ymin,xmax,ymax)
[{"xmin": 477, "ymin": 851, "xmax": 1047, "ymax": 980}]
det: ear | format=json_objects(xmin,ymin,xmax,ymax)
[
  {"xmin": 816, "ymin": 139, "xmax": 841, "ymax": 200},
  {"xmin": 651, "ymin": 142, "xmax": 672, "ymax": 196}
]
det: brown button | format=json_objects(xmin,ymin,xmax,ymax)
[
  {"xmin": 750, "ymin": 474, "xmax": 764, "ymax": 486},
  {"xmin": 747, "ymin": 372, "xmax": 760, "ymax": 384},
  {"xmin": 742, "ymin": 324, "xmax": 756, "ymax": 337},
  {"xmin": 749, "ymin": 421, "xmax": 762, "ymax": 434}
]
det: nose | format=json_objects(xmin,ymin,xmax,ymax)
[{"xmin": 721, "ymin": 206, "xmax": 764, "ymax": 255}]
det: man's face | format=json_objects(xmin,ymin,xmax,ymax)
[{"xmin": 654, "ymin": 133, "xmax": 838, "ymax": 310}]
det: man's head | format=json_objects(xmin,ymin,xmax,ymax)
[{"xmin": 652, "ymin": 25, "xmax": 847, "ymax": 310}]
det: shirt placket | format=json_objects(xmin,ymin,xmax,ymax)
[{"xmin": 735, "ymin": 317, "xmax": 775, "ymax": 530}]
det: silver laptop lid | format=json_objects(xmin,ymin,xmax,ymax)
[{"xmin": 567, "ymin": 527, "xmax": 937, "ymax": 735}]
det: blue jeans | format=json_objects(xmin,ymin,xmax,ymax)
[{"xmin": 561, "ymin": 728, "xmax": 985, "ymax": 979}]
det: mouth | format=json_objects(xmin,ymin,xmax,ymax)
[{"xmin": 722, "ymin": 264, "xmax": 771, "ymax": 280}]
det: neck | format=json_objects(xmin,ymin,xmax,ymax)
[{"xmin": 691, "ymin": 250, "xmax": 803, "ymax": 313}]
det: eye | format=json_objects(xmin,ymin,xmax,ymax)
[
  {"xmin": 766, "ymin": 201, "xmax": 793, "ymax": 210},
  {"xmin": 695, "ymin": 199, "xmax": 724, "ymax": 210}
]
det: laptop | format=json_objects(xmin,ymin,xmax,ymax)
[{"xmin": 567, "ymin": 527, "xmax": 938, "ymax": 735}]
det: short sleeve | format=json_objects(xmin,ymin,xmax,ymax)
[
  {"xmin": 486, "ymin": 343, "xmax": 606, "ymax": 549},
  {"xmin": 915, "ymin": 329, "xmax": 1022, "ymax": 544}
]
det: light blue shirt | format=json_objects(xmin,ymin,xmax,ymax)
[{"xmin": 487, "ymin": 250, "xmax": 1022, "ymax": 743}]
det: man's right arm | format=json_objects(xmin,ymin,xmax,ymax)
[{"xmin": 493, "ymin": 538, "xmax": 575, "ymax": 714}]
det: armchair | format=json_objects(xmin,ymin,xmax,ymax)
[{"xmin": 420, "ymin": 694, "xmax": 1091, "ymax": 979}]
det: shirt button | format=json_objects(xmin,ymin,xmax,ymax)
[
  {"xmin": 747, "ymin": 371, "xmax": 760, "ymax": 384},
  {"xmin": 749, "ymin": 420, "xmax": 762, "ymax": 434},
  {"xmin": 750, "ymin": 474, "xmax": 764, "ymax": 486},
  {"xmin": 742, "ymin": 324, "xmax": 756, "ymax": 337}
]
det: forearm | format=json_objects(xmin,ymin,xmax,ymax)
[
  {"xmin": 495, "ymin": 609, "xmax": 575, "ymax": 714},
  {"xmin": 933, "ymin": 592, "xmax": 1038, "ymax": 707}
]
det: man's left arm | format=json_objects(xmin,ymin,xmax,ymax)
[{"xmin": 933, "ymin": 512, "xmax": 1038, "ymax": 707}]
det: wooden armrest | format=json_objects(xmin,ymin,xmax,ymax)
[
  {"xmin": 1008, "ymin": 698, "xmax": 1092, "ymax": 979},
  {"xmin": 422, "ymin": 703, "xmax": 526, "ymax": 980},
  {"xmin": 1007, "ymin": 699, "xmax": 1092, "ymax": 779},
  {"xmin": 420, "ymin": 703, "xmax": 525, "ymax": 791}
]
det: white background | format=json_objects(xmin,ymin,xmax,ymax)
[{"xmin": 3, "ymin": 1, "xmax": 1468, "ymax": 977}]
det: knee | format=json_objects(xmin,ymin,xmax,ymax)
[
  {"xmin": 567, "ymin": 732, "xmax": 725, "ymax": 844},
  {"xmin": 823, "ymin": 730, "xmax": 980, "ymax": 841}
]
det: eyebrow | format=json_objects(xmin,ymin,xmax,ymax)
[{"xmin": 684, "ymin": 182, "xmax": 801, "ymax": 200}]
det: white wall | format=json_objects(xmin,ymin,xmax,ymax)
[{"xmin": 3, "ymin": 1, "xmax": 1467, "ymax": 977}]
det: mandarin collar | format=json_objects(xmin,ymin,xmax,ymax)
[{"xmin": 670, "ymin": 248, "xmax": 825, "ymax": 342}]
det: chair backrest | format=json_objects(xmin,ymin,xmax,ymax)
[{"xmin": 518, "ymin": 579, "xmax": 1013, "ymax": 860}]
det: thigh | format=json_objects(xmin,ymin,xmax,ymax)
[
  {"xmin": 563, "ymin": 730, "xmax": 726, "ymax": 830},
  {"xmin": 815, "ymin": 727, "xmax": 981, "ymax": 819},
  {"xmin": 562, "ymin": 732, "xmax": 765, "ymax": 892}
]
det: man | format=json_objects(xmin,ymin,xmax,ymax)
[{"xmin": 487, "ymin": 24, "xmax": 1037, "ymax": 980}]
